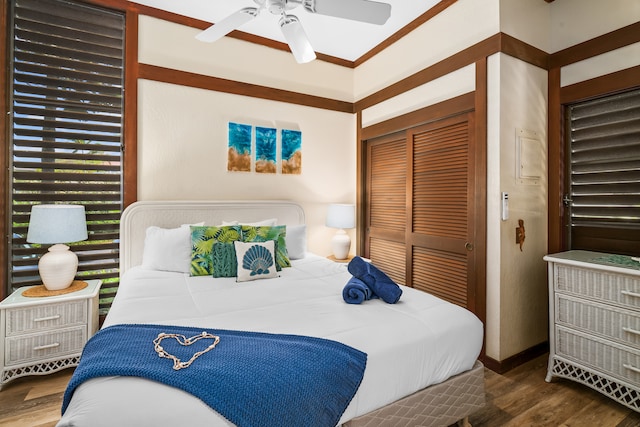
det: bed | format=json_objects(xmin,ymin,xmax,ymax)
[{"xmin": 57, "ymin": 200, "xmax": 485, "ymax": 427}]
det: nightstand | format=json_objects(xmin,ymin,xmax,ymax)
[{"xmin": 0, "ymin": 279, "xmax": 101, "ymax": 389}]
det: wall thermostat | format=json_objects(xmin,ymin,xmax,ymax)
[{"xmin": 501, "ymin": 192, "xmax": 509, "ymax": 221}]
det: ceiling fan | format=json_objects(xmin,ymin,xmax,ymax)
[{"xmin": 195, "ymin": 0, "xmax": 392, "ymax": 64}]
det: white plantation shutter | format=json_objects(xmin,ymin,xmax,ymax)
[
  {"xmin": 9, "ymin": 0, "xmax": 125, "ymax": 313},
  {"xmin": 566, "ymin": 88, "xmax": 640, "ymax": 254}
]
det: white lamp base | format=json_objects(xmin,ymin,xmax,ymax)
[
  {"xmin": 331, "ymin": 229, "xmax": 351, "ymax": 260},
  {"xmin": 38, "ymin": 244, "xmax": 78, "ymax": 290}
]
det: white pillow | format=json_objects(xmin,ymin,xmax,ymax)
[
  {"xmin": 285, "ymin": 224, "xmax": 307, "ymax": 259},
  {"xmin": 234, "ymin": 240, "xmax": 279, "ymax": 282},
  {"xmin": 222, "ymin": 218, "xmax": 277, "ymax": 226},
  {"xmin": 141, "ymin": 223, "xmax": 201, "ymax": 273}
]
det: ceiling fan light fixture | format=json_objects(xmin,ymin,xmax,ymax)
[
  {"xmin": 279, "ymin": 14, "xmax": 316, "ymax": 64},
  {"xmin": 196, "ymin": 7, "xmax": 260, "ymax": 43}
]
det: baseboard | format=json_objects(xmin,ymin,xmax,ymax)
[{"xmin": 480, "ymin": 341, "xmax": 549, "ymax": 374}]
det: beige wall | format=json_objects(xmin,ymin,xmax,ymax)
[
  {"xmin": 354, "ymin": 0, "xmax": 499, "ymax": 99},
  {"xmin": 486, "ymin": 53, "xmax": 549, "ymax": 360},
  {"xmin": 139, "ymin": 16, "xmax": 355, "ymax": 101},
  {"xmin": 137, "ymin": 17, "xmax": 357, "ymax": 257},
  {"xmin": 548, "ymin": 0, "xmax": 640, "ymax": 53}
]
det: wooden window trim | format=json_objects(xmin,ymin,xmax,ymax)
[
  {"xmin": 0, "ymin": 0, "xmax": 137, "ymax": 300},
  {"xmin": 1, "ymin": 0, "xmax": 9, "ymax": 301},
  {"xmin": 548, "ymin": 67, "xmax": 640, "ymax": 253}
]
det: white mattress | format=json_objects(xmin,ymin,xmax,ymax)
[{"xmin": 58, "ymin": 254, "xmax": 483, "ymax": 427}]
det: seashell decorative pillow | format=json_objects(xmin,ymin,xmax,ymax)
[
  {"xmin": 240, "ymin": 225, "xmax": 291, "ymax": 269},
  {"xmin": 234, "ymin": 240, "xmax": 279, "ymax": 282}
]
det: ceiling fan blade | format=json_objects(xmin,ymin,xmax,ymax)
[
  {"xmin": 196, "ymin": 7, "xmax": 259, "ymax": 43},
  {"xmin": 280, "ymin": 14, "xmax": 316, "ymax": 64},
  {"xmin": 303, "ymin": 0, "xmax": 391, "ymax": 25}
]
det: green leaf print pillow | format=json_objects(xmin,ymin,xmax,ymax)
[{"xmin": 190, "ymin": 225, "xmax": 241, "ymax": 276}]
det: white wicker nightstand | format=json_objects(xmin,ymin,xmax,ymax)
[
  {"xmin": 544, "ymin": 251, "xmax": 640, "ymax": 411},
  {"xmin": 0, "ymin": 279, "xmax": 101, "ymax": 389}
]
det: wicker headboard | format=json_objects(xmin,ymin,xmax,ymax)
[{"xmin": 119, "ymin": 200, "xmax": 305, "ymax": 273}]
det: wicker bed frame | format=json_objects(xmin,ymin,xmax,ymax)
[{"xmin": 120, "ymin": 200, "xmax": 486, "ymax": 426}]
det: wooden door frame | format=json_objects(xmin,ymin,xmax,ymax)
[{"xmin": 357, "ymin": 83, "xmax": 486, "ymax": 329}]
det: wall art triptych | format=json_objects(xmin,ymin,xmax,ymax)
[{"xmin": 227, "ymin": 122, "xmax": 302, "ymax": 175}]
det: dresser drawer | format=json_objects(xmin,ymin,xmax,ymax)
[
  {"xmin": 556, "ymin": 294, "xmax": 640, "ymax": 350},
  {"xmin": 556, "ymin": 325, "xmax": 640, "ymax": 387},
  {"xmin": 5, "ymin": 300, "xmax": 87, "ymax": 336},
  {"xmin": 5, "ymin": 327, "xmax": 86, "ymax": 366},
  {"xmin": 555, "ymin": 264, "xmax": 640, "ymax": 310}
]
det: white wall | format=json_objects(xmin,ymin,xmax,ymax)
[
  {"xmin": 137, "ymin": 17, "xmax": 357, "ymax": 256},
  {"xmin": 361, "ymin": 64, "xmax": 476, "ymax": 128},
  {"xmin": 138, "ymin": 16, "xmax": 355, "ymax": 101},
  {"xmin": 549, "ymin": 0, "xmax": 640, "ymax": 53},
  {"xmin": 500, "ymin": 0, "xmax": 552, "ymax": 52},
  {"xmin": 492, "ymin": 53, "xmax": 549, "ymax": 360},
  {"xmin": 561, "ymin": 42, "xmax": 640, "ymax": 87},
  {"xmin": 354, "ymin": 0, "xmax": 500, "ymax": 99}
]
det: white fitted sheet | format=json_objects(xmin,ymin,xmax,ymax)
[{"xmin": 58, "ymin": 254, "xmax": 483, "ymax": 427}]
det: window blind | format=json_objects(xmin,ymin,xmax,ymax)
[
  {"xmin": 567, "ymin": 88, "xmax": 640, "ymax": 253},
  {"xmin": 9, "ymin": 0, "xmax": 125, "ymax": 314}
]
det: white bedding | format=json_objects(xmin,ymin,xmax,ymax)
[{"xmin": 58, "ymin": 254, "xmax": 483, "ymax": 427}]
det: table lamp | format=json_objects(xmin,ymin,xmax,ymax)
[
  {"xmin": 326, "ymin": 204, "xmax": 355, "ymax": 260},
  {"xmin": 27, "ymin": 204, "xmax": 88, "ymax": 290}
]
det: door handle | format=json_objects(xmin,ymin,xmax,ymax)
[{"xmin": 465, "ymin": 242, "xmax": 474, "ymax": 251}]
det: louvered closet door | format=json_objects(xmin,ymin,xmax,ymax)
[
  {"xmin": 365, "ymin": 132, "xmax": 407, "ymax": 285},
  {"xmin": 408, "ymin": 113, "xmax": 476, "ymax": 308}
]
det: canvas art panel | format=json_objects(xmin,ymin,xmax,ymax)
[
  {"xmin": 281, "ymin": 129, "xmax": 302, "ymax": 175},
  {"xmin": 255, "ymin": 126, "xmax": 277, "ymax": 174},
  {"xmin": 228, "ymin": 122, "xmax": 252, "ymax": 172}
]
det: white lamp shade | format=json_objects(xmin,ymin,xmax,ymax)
[
  {"xmin": 27, "ymin": 204, "xmax": 88, "ymax": 244},
  {"xmin": 326, "ymin": 204, "xmax": 355, "ymax": 229}
]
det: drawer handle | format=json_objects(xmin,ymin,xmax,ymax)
[
  {"xmin": 33, "ymin": 342, "xmax": 60, "ymax": 351},
  {"xmin": 624, "ymin": 363, "xmax": 640, "ymax": 374},
  {"xmin": 621, "ymin": 290, "xmax": 640, "ymax": 299},
  {"xmin": 623, "ymin": 327, "xmax": 640, "ymax": 336},
  {"xmin": 34, "ymin": 315, "xmax": 61, "ymax": 322}
]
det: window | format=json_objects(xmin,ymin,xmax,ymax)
[
  {"xmin": 565, "ymin": 88, "xmax": 640, "ymax": 255},
  {"xmin": 8, "ymin": 0, "xmax": 125, "ymax": 314}
]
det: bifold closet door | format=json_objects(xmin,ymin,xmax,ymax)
[
  {"xmin": 364, "ymin": 111, "xmax": 478, "ymax": 310},
  {"xmin": 364, "ymin": 131, "xmax": 407, "ymax": 285},
  {"xmin": 407, "ymin": 112, "xmax": 476, "ymax": 308}
]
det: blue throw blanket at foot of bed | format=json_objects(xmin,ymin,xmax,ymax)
[{"xmin": 62, "ymin": 324, "xmax": 367, "ymax": 427}]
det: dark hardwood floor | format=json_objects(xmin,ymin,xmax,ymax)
[
  {"xmin": 1, "ymin": 353, "xmax": 639, "ymax": 426},
  {"xmin": 469, "ymin": 354, "xmax": 640, "ymax": 427}
]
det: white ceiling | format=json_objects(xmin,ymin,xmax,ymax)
[{"xmin": 131, "ymin": 0, "xmax": 442, "ymax": 62}]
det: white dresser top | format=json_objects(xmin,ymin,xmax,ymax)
[{"xmin": 544, "ymin": 250, "xmax": 640, "ymax": 277}]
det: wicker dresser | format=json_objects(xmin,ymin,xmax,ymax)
[
  {"xmin": 544, "ymin": 251, "xmax": 640, "ymax": 411},
  {"xmin": 0, "ymin": 279, "xmax": 101, "ymax": 389}
]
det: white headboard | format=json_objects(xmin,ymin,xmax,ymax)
[{"xmin": 119, "ymin": 200, "xmax": 305, "ymax": 273}]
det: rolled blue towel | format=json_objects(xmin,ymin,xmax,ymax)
[
  {"xmin": 347, "ymin": 256, "xmax": 402, "ymax": 304},
  {"xmin": 342, "ymin": 277, "xmax": 376, "ymax": 304}
]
